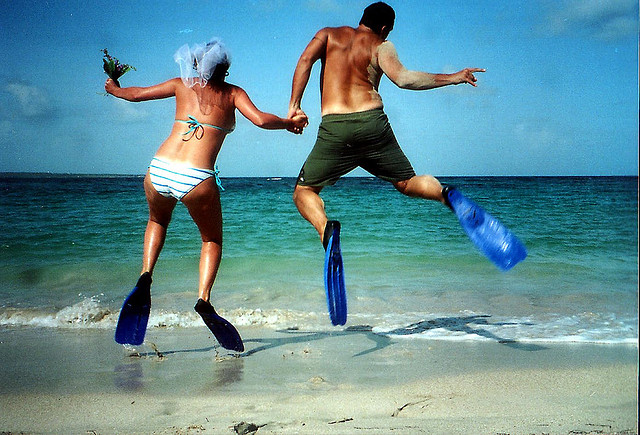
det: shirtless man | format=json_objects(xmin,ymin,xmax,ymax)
[{"xmin": 288, "ymin": 2, "xmax": 484, "ymax": 246}]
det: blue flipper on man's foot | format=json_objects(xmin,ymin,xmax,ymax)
[
  {"xmin": 194, "ymin": 299, "xmax": 244, "ymax": 352},
  {"xmin": 115, "ymin": 272, "xmax": 152, "ymax": 345},
  {"xmin": 323, "ymin": 220, "xmax": 347, "ymax": 326},
  {"xmin": 442, "ymin": 186, "xmax": 527, "ymax": 271}
]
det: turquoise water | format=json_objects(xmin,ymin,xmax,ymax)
[{"xmin": 0, "ymin": 175, "xmax": 637, "ymax": 344}]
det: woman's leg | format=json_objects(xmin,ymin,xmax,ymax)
[
  {"xmin": 142, "ymin": 173, "xmax": 177, "ymax": 275},
  {"xmin": 181, "ymin": 177, "xmax": 223, "ymax": 302},
  {"xmin": 183, "ymin": 178, "xmax": 245, "ymax": 351}
]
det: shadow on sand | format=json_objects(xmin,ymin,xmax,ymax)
[
  {"xmin": 242, "ymin": 314, "xmax": 547, "ymax": 358},
  {"xmin": 134, "ymin": 314, "xmax": 546, "ymax": 359},
  {"xmin": 115, "ymin": 315, "xmax": 546, "ymax": 390}
]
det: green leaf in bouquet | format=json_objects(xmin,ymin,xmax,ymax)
[{"xmin": 101, "ymin": 48, "xmax": 136, "ymax": 82}]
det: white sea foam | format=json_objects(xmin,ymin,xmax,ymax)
[
  {"xmin": 0, "ymin": 297, "xmax": 117, "ymax": 329},
  {"xmin": 1, "ymin": 298, "xmax": 636, "ymax": 346}
]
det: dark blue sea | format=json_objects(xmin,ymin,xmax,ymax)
[{"xmin": 0, "ymin": 175, "xmax": 637, "ymax": 345}]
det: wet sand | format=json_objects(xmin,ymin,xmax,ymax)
[{"xmin": 0, "ymin": 326, "xmax": 637, "ymax": 434}]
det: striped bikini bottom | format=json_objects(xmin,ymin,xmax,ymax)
[{"xmin": 148, "ymin": 157, "xmax": 223, "ymax": 201}]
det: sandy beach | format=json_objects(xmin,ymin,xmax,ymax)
[{"xmin": 0, "ymin": 326, "xmax": 637, "ymax": 435}]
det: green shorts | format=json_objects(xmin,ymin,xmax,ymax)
[{"xmin": 296, "ymin": 108, "xmax": 416, "ymax": 186}]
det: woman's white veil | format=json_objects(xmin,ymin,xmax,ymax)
[{"xmin": 173, "ymin": 38, "xmax": 231, "ymax": 88}]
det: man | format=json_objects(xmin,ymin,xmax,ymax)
[{"xmin": 288, "ymin": 2, "xmax": 484, "ymax": 247}]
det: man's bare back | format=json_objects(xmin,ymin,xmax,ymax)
[
  {"xmin": 289, "ymin": 24, "xmax": 395, "ymax": 116},
  {"xmin": 315, "ymin": 25, "xmax": 387, "ymax": 115}
]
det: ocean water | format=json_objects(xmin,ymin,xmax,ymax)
[{"xmin": 0, "ymin": 175, "xmax": 637, "ymax": 345}]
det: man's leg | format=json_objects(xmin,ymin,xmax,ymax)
[
  {"xmin": 293, "ymin": 184, "xmax": 332, "ymax": 244},
  {"xmin": 393, "ymin": 175, "xmax": 448, "ymax": 205}
]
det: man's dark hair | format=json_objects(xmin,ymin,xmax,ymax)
[{"xmin": 359, "ymin": 2, "xmax": 395, "ymax": 35}]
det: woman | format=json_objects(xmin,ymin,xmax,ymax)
[{"xmin": 106, "ymin": 38, "xmax": 307, "ymax": 352}]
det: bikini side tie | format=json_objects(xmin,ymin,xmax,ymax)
[{"xmin": 213, "ymin": 165, "xmax": 225, "ymax": 191}]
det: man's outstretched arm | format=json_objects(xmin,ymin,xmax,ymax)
[
  {"xmin": 378, "ymin": 41, "xmax": 485, "ymax": 90},
  {"xmin": 288, "ymin": 30, "xmax": 327, "ymax": 118}
]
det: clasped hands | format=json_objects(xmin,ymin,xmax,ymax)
[{"xmin": 287, "ymin": 108, "xmax": 308, "ymax": 135}]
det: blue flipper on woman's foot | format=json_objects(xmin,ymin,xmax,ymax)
[
  {"xmin": 442, "ymin": 186, "xmax": 527, "ymax": 271},
  {"xmin": 194, "ymin": 299, "xmax": 244, "ymax": 352},
  {"xmin": 323, "ymin": 220, "xmax": 347, "ymax": 326},
  {"xmin": 115, "ymin": 272, "xmax": 152, "ymax": 345}
]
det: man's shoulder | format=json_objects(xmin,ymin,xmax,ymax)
[{"xmin": 320, "ymin": 26, "xmax": 356, "ymax": 36}]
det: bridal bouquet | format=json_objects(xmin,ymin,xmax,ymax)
[{"xmin": 102, "ymin": 48, "xmax": 136, "ymax": 86}]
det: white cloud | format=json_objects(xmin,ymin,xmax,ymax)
[
  {"xmin": 112, "ymin": 98, "xmax": 149, "ymax": 121},
  {"xmin": 5, "ymin": 83, "xmax": 53, "ymax": 118},
  {"xmin": 597, "ymin": 15, "xmax": 638, "ymax": 41},
  {"xmin": 546, "ymin": 0, "xmax": 638, "ymax": 41},
  {"xmin": 513, "ymin": 119, "xmax": 562, "ymax": 150}
]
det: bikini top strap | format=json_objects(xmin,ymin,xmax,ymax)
[{"xmin": 176, "ymin": 115, "xmax": 234, "ymax": 140}]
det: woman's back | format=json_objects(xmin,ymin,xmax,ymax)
[{"xmin": 156, "ymin": 79, "xmax": 238, "ymax": 170}]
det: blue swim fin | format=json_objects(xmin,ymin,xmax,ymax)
[
  {"xmin": 443, "ymin": 187, "xmax": 527, "ymax": 271},
  {"xmin": 115, "ymin": 272, "xmax": 152, "ymax": 345},
  {"xmin": 195, "ymin": 299, "xmax": 244, "ymax": 352},
  {"xmin": 323, "ymin": 221, "xmax": 347, "ymax": 326}
]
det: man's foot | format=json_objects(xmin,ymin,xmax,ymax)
[
  {"xmin": 194, "ymin": 299, "xmax": 244, "ymax": 352},
  {"xmin": 322, "ymin": 220, "xmax": 346, "ymax": 326},
  {"xmin": 322, "ymin": 220, "xmax": 341, "ymax": 251},
  {"xmin": 441, "ymin": 185, "xmax": 456, "ymax": 211}
]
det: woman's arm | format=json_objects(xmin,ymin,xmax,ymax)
[
  {"xmin": 105, "ymin": 78, "xmax": 180, "ymax": 102},
  {"xmin": 234, "ymin": 86, "xmax": 308, "ymax": 133}
]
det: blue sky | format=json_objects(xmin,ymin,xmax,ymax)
[{"xmin": 0, "ymin": 0, "xmax": 637, "ymax": 176}]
